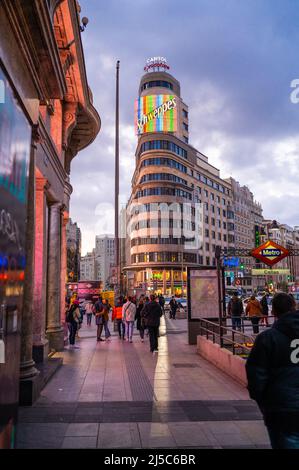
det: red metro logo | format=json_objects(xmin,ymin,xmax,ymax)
[{"xmin": 251, "ymin": 240, "xmax": 289, "ymax": 267}]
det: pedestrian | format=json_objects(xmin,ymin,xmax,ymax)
[
  {"xmin": 246, "ymin": 295, "xmax": 263, "ymax": 334},
  {"xmin": 85, "ymin": 300, "xmax": 93, "ymax": 326},
  {"xmin": 246, "ymin": 292, "xmax": 299, "ymax": 449},
  {"xmin": 227, "ymin": 292, "xmax": 244, "ymax": 331},
  {"xmin": 112, "ymin": 297, "xmax": 125, "ymax": 340},
  {"xmin": 135, "ymin": 297, "xmax": 145, "ymax": 342},
  {"xmin": 102, "ymin": 298, "xmax": 111, "ymax": 341},
  {"xmin": 141, "ymin": 294, "xmax": 163, "ymax": 354},
  {"xmin": 122, "ymin": 296, "xmax": 136, "ymax": 343},
  {"xmin": 94, "ymin": 296, "xmax": 105, "ymax": 342},
  {"xmin": 158, "ymin": 294, "xmax": 165, "ymax": 314},
  {"xmin": 169, "ymin": 296, "xmax": 178, "ymax": 319},
  {"xmin": 66, "ymin": 300, "xmax": 81, "ymax": 349},
  {"xmin": 261, "ymin": 293, "xmax": 269, "ymax": 327}
]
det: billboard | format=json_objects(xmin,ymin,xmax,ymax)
[
  {"xmin": 135, "ymin": 94, "xmax": 177, "ymax": 135},
  {"xmin": 188, "ymin": 268, "xmax": 221, "ymax": 319}
]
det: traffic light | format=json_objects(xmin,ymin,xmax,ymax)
[{"xmin": 240, "ymin": 263, "xmax": 244, "ymax": 270}]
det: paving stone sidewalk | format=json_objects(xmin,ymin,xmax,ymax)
[{"xmin": 16, "ymin": 316, "xmax": 271, "ymax": 449}]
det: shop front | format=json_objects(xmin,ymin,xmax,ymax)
[{"xmin": 0, "ymin": 63, "xmax": 31, "ymax": 448}]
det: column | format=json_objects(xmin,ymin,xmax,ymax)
[
  {"xmin": 163, "ymin": 269, "xmax": 166, "ymax": 295},
  {"xmin": 19, "ymin": 143, "xmax": 40, "ymax": 405},
  {"xmin": 60, "ymin": 211, "xmax": 69, "ymax": 344},
  {"xmin": 46, "ymin": 202, "xmax": 64, "ymax": 351},
  {"xmin": 170, "ymin": 269, "xmax": 174, "ymax": 295},
  {"xmin": 32, "ymin": 177, "xmax": 49, "ymax": 363}
]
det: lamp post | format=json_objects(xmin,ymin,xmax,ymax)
[{"xmin": 114, "ymin": 60, "xmax": 120, "ymax": 296}]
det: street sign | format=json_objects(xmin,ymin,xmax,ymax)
[
  {"xmin": 223, "ymin": 257, "xmax": 239, "ymax": 267},
  {"xmin": 252, "ymin": 268, "xmax": 291, "ymax": 275},
  {"xmin": 251, "ymin": 240, "xmax": 289, "ymax": 267}
]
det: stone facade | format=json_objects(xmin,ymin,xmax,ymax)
[{"xmin": 0, "ymin": 0, "xmax": 100, "ymax": 417}]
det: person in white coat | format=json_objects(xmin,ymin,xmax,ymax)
[{"xmin": 122, "ymin": 296, "xmax": 137, "ymax": 343}]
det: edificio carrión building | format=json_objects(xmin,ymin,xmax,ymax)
[{"xmin": 125, "ymin": 58, "xmax": 236, "ymax": 296}]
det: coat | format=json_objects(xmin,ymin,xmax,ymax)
[
  {"xmin": 135, "ymin": 302, "xmax": 145, "ymax": 330},
  {"xmin": 246, "ymin": 310, "xmax": 299, "ymax": 430},
  {"xmin": 122, "ymin": 301, "xmax": 136, "ymax": 322},
  {"xmin": 228, "ymin": 298, "xmax": 244, "ymax": 317},
  {"xmin": 141, "ymin": 301, "xmax": 163, "ymax": 327},
  {"xmin": 246, "ymin": 299, "xmax": 263, "ymax": 317}
]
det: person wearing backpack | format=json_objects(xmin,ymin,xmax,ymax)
[
  {"xmin": 66, "ymin": 300, "xmax": 81, "ymax": 349},
  {"xmin": 227, "ymin": 292, "xmax": 244, "ymax": 331},
  {"xmin": 122, "ymin": 296, "xmax": 136, "ymax": 343},
  {"xmin": 94, "ymin": 297, "xmax": 105, "ymax": 342}
]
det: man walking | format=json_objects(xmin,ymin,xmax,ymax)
[
  {"xmin": 141, "ymin": 294, "xmax": 163, "ymax": 354},
  {"xmin": 227, "ymin": 292, "xmax": 244, "ymax": 331},
  {"xmin": 112, "ymin": 297, "xmax": 125, "ymax": 340},
  {"xmin": 246, "ymin": 295, "xmax": 263, "ymax": 334},
  {"xmin": 261, "ymin": 292, "xmax": 269, "ymax": 327},
  {"xmin": 94, "ymin": 296, "xmax": 105, "ymax": 342},
  {"xmin": 246, "ymin": 292, "xmax": 299, "ymax": 449},
  {"xmin": 169, "ymin": 296, "xmax": 178, "ymax": 319}
]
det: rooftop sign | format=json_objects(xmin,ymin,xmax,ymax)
[
  {"xmin": 251, "ymin": 240, "xmax": 289, "ymax": 267},
  {"xmin": 144, "ymin": 57, "xmax": 170, "ymax": 73}
]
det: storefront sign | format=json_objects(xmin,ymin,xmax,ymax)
[
  {"xmin": 144, "ymin": 57, "xmax": 170, "ymax": 72},
  {"xmin": 134, "ymin": 94, "xmax": 177, "ymax": 135},
  {"xmin": 251, "ymin": 240, "xmax": 289, "ymax": 267},
  {"xmin": 252, "ymin": 268, "xmax": 291, "ymax": 275}
]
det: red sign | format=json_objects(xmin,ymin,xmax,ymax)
[
  {"xmin": 251, "ymin": 240, "xmax": 289, "ymax": 267},
  {"xmin": 235, "ymin": 279, "xmax": 241, "ymax": 285}
]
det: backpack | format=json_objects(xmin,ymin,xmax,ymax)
[{"xmin": 66, "ymin": 306, "xmax": 75, "ymax": 323}]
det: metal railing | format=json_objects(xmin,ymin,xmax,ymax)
[{"xmin": 198, "ymin": 316, "xmax": 276, "ymax": 357}]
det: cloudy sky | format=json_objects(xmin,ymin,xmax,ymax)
[{"xmin": 70, "ymin": 0, "xmax": 299, "ymax": 255}]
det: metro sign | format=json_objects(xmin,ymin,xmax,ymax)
[{"xmin": 251, "ymin": 240, "xmax": 289, "ymax": 267}]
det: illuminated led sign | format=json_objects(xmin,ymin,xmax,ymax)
[
  {"xmin": 251, "ymin": 240, "xmax": 289, "ymax": 267},
  {"xmin": 135, "ymin": 94, "xmax": 177, "ymax": 135}
]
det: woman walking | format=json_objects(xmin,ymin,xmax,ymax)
[
  {"xmin": 122, "ymin": 296, "xmax": 136, "ymax": 343},
  {"xmin": 102, "ymin": 298, "xmax": 111, "ymax": 341},
  {"xmin": 85, "ymin": 300, "xmax": 94, "ymax": 326},
  {"xmin": 246, "ymin": 295, "xmax": 263, "ymax": 334},
  {"xmin": 66, "ymin": 300, "xmax": 81, "ymax": 349}
]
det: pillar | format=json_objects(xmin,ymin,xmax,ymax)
[
  {"xmin": 32, "ymin": 177, "xmax": 49, "ymax": 363},
  {"xmin": 46, "ymin": 202, "xmax": 64, "ymax": 351},
  {"xmin": 19, "ymin": 142, "xmax": 40, "ymax": 405},
  {"xmin": 61, "ymin": 211, "xmax": 69, "ymax": 345},
  {"xmin": 163, "ymin": 269, "xmax": 166, "ymax": 295},
  {"xmin": 171, "ymin": 269, "xmax": 174, "ymax": 295}
]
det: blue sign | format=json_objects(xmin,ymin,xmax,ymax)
[{"xmin": 223, "ymin": 257, "xmax": 239, "ymax": 268}]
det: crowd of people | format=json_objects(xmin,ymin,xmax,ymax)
[
  {"xmin": 65, "ymin": 294, "xmax": 166, "ymax": 354},
  {"xmin": 227, "ymin": 292, "xmax": 272, "ymax": 334}
]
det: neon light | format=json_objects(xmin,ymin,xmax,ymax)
[{"xmin": 135, "ymin": 95, "xmax": 177, "ymax": 135}]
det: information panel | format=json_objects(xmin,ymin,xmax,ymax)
[{"xmin": 188, "ymin": 268, "xmax": 221, "ymax": 319}]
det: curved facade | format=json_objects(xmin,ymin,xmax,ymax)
[{"xmin": 125, "ymin": 63, "xmax": 234, "ymax": 296}]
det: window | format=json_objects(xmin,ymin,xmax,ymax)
[
  {"xmin": 212, "ymin": 231, "xmax": 216, "ymax": 239},
  {"xmin": 141, "ymin": 80, "xmax": 173, "ymax": 91},
  {"xmin": 206, "ymin": 243, "xmax": 210, "ymax": 251},
  {"xmin": 211, "ymin": 218, "xmax": 215, "ymax": 226},
  {"xmin": 183, "ymin": 136, "xmax": 189, "ymax": 144},
  {"xmin": 140, "ymin": 140, "xmax": 187, "ymax": 159},
  {"xmin": 183, "ymin": 122, "xmax": 189, "ymax": 132},
  {"xmin": 182, "ymin": 109, "xmax": 188, "ymax": 119},
  {"xmin": 141, "ymin": 157, "xmax": 187, "ymax": 173},
  {"xmin": 204, "ymin": 215, "xmax": 209, "ymax": 224},
  {"xmin": 140, "ymin": 173, "xmax": 188, "ymax": 186},
  {"xmin": 223, "ymin": 222, "xmax": 227, "ymax": 229},
  {"xmin": 205, "ymin": 229, "xmax": 209, "ymax": 237},
  {"xmin": 204, "ymin": 189, "xmax": 208, "ymax": 197},
  {"xmin": 206, "ymin": 256, "xmax": 210, "ymax": 265},
  {"xmin": 210, "ymin": 193, "xmax": 214, "ymax": 201},
  {"xmin": 136, "ymin": 187, "xmax": 192, "ymax": 200},
  {"xmin": 223, "ymin": 210, "xmax": 226, "ymax": 217},
  {"xmin": 222, "ymin": 198, "xmax": 226, "ymax": 205},
  {"xmin": 218, "ymin": 233, "xmax": 221, "ymax": 241}
]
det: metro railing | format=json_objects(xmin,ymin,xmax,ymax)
[{"xmin": 198, "ymin": 316, "xmax": 276, "ymax": 356}]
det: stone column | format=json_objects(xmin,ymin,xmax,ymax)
[
  {"xmin": 46, "ymin": 202, "xmax": 64, "ymax": 351},
  {"xmin": 32, "ymin": 177, "xmax": 49, "ymax": 363},
  {"xmin": 61, "ymin": 211, "xmax": 69, "ymax": 344},
  {"xmin": 19, "ymin": 141, "xmax": 40, "ymax": 405}
]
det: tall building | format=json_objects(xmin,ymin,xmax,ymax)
[
  {"xmin": 66, "ymin": 219, "xmax": 82, "ymax": 282},
  {"xmin": 226, "ymin": 178, "xmax": 263, "ymax": 293},
  {"xmin": 80, "ymin": 250, "xmax": 96, "ymax": 281},
  {"xmin": 95, "ymin": 235, "xmax": 115, "ymax": 288},
  {"xmin": 125, "ymin": 58, "xmax": 235, "ymax": 296}
]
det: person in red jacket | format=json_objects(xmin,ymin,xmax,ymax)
[{"xmin": 112, "ymin": 296, "xmax": 125, "ymax": 340}]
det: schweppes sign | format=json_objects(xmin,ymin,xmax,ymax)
[{"xmin": 251, "ymin": 240, "xmax": 289, "ymax": 267}]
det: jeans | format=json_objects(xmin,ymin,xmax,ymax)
[
  {"xmin": 87, "ymin": 313, "xmax": 92, "ymax": 325},
  {"xmin": 170, "ymin": 309, "xmax": 177, "ymax": 319},
  {"xmin": 117, "ymin": 319, "xmax": 125, "ymax": 339},
  {"xmin": 232, "ymin": 316, "xmax": 241, "ymax": 330},
  {"xmin": 148, "ymin": 326, "xmax": 159, "ymax": 352},
  {"xmin": 69, "ymin": 322, "xmax": 78, "ymax": 345},
  {"xmin": 267, "ymin": 427, "xmax": 299, "ymax": 449},
  {"xmin": 138, "ymin": 327, "xmax": 145, "ymax": 339},
  {"xmin": 251, "ymin": 316, "xmax": 260, "ymax": 334},
  {"xmin": 97, "ymin": 323, "xmax": 103, "ymax": 339},
  {"xmin": 125, "ymin": 321, "xmax": 134, "ymax": 341},
  {"xmin": 103, "ymin": 320, "xmax": 111, "ymax": 339}
]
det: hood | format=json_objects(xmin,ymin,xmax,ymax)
[{"xmin": 273, "ymin": 310, "xmax": 299, "ymax": 340}]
